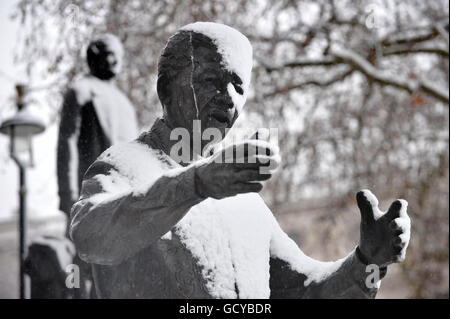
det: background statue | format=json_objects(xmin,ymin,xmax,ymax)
[
  {"xmin": 26, "ymin": 34, "xmax": 138, "ymax": 299},
  {"xmin": 57, "ymin": 34, "xmax": 138, "ymax": 229},
  {"xmin": 70, "ymin": 22, "xmax": 411, "ymax": 299}
]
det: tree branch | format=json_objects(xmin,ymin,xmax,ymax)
[
  {"xmin": 263, "ymin": 68, "xmax": 354, "ymax": 98},
  {"xmin": 383, "ymin": 43, "xmax": 449, "ymax": 58},
  {"xmin": 381, "ymin": 25, "xmax": 443, "ymax": 47},
  {"xmin": 330, "ymin": 46, "xmax": 449, "ymax": 104},
  {"xmin": 262, "ymin": 57, "xmax": 342, "ymax": 72}
]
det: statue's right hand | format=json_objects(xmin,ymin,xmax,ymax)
[{"xmin": 194, "ymin": 140, "xmax": 280, "ymax": 199}]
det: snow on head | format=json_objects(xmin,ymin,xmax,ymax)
[
  {"xmin": 181, "ymin": 22, "xmax": 253, "ymax": 114},
  {"xmin": 93, "ymin": 33, "xmax": 124, "ymax": 74}
]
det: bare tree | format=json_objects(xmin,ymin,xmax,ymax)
[{"xmin": 12, "ymin": 0, "xmax": 449, "ymax": 298}]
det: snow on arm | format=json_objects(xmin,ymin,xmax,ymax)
[
  {"xmin": 268, "ymin": 207, "xmax": 382, "ymax": 298},
  {"xmin": 269, "ymin": 220, "xmax": 347, "ymax": 286},
  {"xmin": 85, "ymin": 141, "xmax": 177, "ymax": 207},
  {"xmin": 70, "ymin": 140, "xmax": 204, "ymax": 265}
]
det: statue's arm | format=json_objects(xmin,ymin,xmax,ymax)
[
  {"xmin": 70, "ymin": 140, "xmax": 278, "ymax": 266},
  {"xmin": 269, "ymin": 190, "xmax": 410, "ymax": 299},
  {"xmin": 269, "ymin": 227, "xmax": 383, "ymax": 299},
  {"xmin": 57, "ymin": 88, "xmax": 81, "ymax": 216},
  {"xmin": 69, "ymin": 160, "xmax": 204, "ymax": 266}
]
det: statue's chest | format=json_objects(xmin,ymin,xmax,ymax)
[{"xmin": 174, "ymin": 194, "xmax": 274, "ymax": 298}]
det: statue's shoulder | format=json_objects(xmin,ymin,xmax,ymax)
[
  {"xmin": 98, "ymin": 140, "xmax": 157, "ymax": 167},
  {"xmin": 69, "ymin": 75, "xmax": 102, "ymax": 106},
  {"xmin": 94, "ymin": 140, "xmax": 169, "ymax": 188}
]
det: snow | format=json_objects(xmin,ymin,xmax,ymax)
[
  {"xmin": 31, "ymin": 235, "xmax": 75, "ymax": 270},
  {"xmin": 91, "ymin": 141, "xmax": 275, "ymax": 297},
  {"xmin": 90, "ymin": 168, "xmax": 132, "ymax": 205},
  {"xmin": 227, "ymin": 82, "xmax": 246, "ymax": 114},
  {"xmin": 65, "ymin": 74, "xmax": 139, "ymax": 206},
  {"xmin": 176, "ymin": 193, "xmax": 274, "ymax": 298},
  {"xmin": 92, "ymin": 34, "xmax": 124, "ymax": 74},
  {"xmin": 89, "ymin": 139, "xmax": 344, "ymax": 298},
  {"xmin": 331, "ymin": 45, "xmax": 449, "ymax": 103},
  {"xmin": 394, "ymin": 200, "xmax": 410, "ymax": 261},
  {"xmin": 269, "ymin": 222, "xmax": 347, "ymax": 286},
  {"xmin": 161, "ymin": 231, "xmax": 172, "ymax": 240},
  {"xmin": 88, "ymin": 141, "xmax": 188, "ymax": 205},
  {"xmin": 360, "ymin": 191, "xmax": 410, "ymax": 261},
  {"xmin": 330, "ymin": 45, "xmax": 419, "ymax": 92},
  {"xmin": 98, "ymin": 141, "xmax": 174, "ymax": 194},
  {"xmin": 420, "ymin": 79, "xmax": 450, "ymax": 102},
  {"xmin": 68, "ymin": 118, "xmax": 80, "ymax": 200},
  {"xmin": 181, "ymin": 22, "xmax": 253, "ymax": 114},
  {"xmin": 71, "ymin": 75, "xmax": 139, "ymax": 145},
  {"xmin": 361, "ymin": 189, "xmax": 384, "ymax": 220}
]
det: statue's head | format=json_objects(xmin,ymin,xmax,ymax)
[
  {"xmin": 87, "ymin": 34, "xmax": 124, "ymax": 80},
  {"xmin": 157, "ymin": 22, "xmax": 253, "ymax": 145}
]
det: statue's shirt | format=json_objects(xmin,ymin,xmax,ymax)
[{"xmin": 84, "ymin": 141, "xmax": 275, "ymax": 298}]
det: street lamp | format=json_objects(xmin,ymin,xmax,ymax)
[{"xmin": 0, "ymin": 84, "xmax": 45, "ymax": 299}]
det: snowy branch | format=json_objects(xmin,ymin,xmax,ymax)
[
  {"xmin": 261, "ymin": 43, "xmax": 449, "ymax": 103},
  {"xmin": 381, "ymin": 25, "xmax": 445, "ymax": 47},
  {"xmin": 435, "ymin": 23, "xmax": 450, "ymax": 47},
  {"xmin": 382, "ymin": 43, "xmax": 449, "ymax": 58},
  {"xmin": 330, "ymin": 46, "xmax": 449, "ymax": 104},
  {"xmin": 263, "ymin": 68, "xmax": 354, "ymax": 98},
  {"xmin": 263, "ymin": 57, "xmax": 342, "ymax": 71}
]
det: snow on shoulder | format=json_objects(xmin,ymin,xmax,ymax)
[
  {"xmin": 70, "ymin": 75, "xmax": 138, "ymax": 144},
  {"xmin": 181, "ymin": 22, "xmax": 253, "ymax": 100}
]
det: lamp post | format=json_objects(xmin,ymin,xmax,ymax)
[{"xmin": 0, "ymin": 84, "xmax": 45, "ymax": 299}]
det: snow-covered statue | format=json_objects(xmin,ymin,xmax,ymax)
[
  {"xmin": 57, "ymin": 34, "xmax": 138, "ymax": 224},
  {"xmin": 70, "ymin": 23, "xmax": 411, "ymax": 299}
]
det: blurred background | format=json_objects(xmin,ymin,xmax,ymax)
[{"xmin": 0, "ymin": 0, "xmax": 448, "ymax": 298}]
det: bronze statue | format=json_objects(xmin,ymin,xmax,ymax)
[{"xmin": 70, "ymin": 23, "xmax": 411, "ymax": 299}]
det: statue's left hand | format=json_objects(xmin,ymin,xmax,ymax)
[{"xmin": 356, "ymin": 189, "xmax": 411, "ymax": 267}]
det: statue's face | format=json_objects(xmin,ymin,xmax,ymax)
[
  {"xmin": 87, "ymin": 40, "xmax": 121, "ymax": 80},
  {"xmin": 161, "ymin": 32, "xmax": 245, "ymax": 149}
]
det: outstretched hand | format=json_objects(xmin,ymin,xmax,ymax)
[
  {"xmin": 195, "ymin": 140, "xmax": 280, "ymax": 199},
  {"xmin": 356, "ymin": 190, "xmax": 411, "ymax": 267}
]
